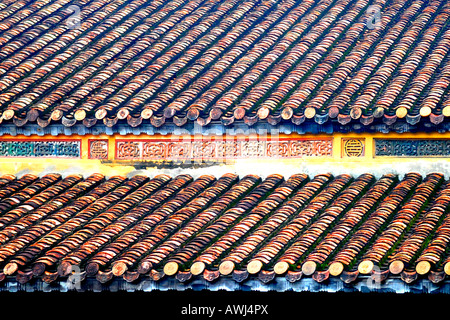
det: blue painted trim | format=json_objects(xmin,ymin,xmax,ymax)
[
  {"xmin": 0, "ymin": 120, "xmax": 447, "ymax": 136},
  {"xmin": 1, "ymin": 276, "xmax": 448, "ymax": 293}
]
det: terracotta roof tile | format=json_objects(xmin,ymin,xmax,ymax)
[
  {"xmin": 0, "ymin": 171, "xmax": 449, "ymax": 286},
  {"xmin": 0, "ymin": 0, "xmax": 449, "ymax": 129}
]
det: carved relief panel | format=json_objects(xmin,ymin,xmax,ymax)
[
  {"xmin": 115, "ymin": 138, "xmax": 333, "ymax": 161},
  {"xmin": 0, "ymin": 140, "xmax": 81, "ymax": 158}
]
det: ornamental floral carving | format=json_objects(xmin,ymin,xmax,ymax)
[
  {"xmin": 0, "ymin": 140, "xmax": 81, "ymax": 158},
  {"xmin": 116, "ymin": 138, "xmax": 332, "ymax": 161}
]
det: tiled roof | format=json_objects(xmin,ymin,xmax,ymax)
[
  {"xmin": 0, "ymin": 0, "xmax": 449, "ymax": 130},
  {"xmin": 1, "ymin": 171, "xmax": 450, "ymax": 286}
]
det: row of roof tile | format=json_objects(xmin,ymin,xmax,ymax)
[
  {"xmin": 0, "ymin": 0, "xmax": 449, "ymax": 129},
  {"xmin": 0, "ymin": 171, "xmax": 449, "ymax": 286}
]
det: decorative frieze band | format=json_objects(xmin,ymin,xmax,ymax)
[
  {"xmin": 375, "ymin": 139, "xmax": 450, "ymax": 157},
  {"xmin": 0, "ymin": 140, "xmax": 81, "ymax": 158},
  {"xmin": 2, "ymin": 137, "xmax": 447, "ymax": 160},
  {"xmin": 115, "ymin": 138, "xmax": 333, "ymax": 161}
]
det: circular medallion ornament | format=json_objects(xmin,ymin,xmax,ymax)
[
  {"xmin": 89, "ymin": 140, "xmax": 108, "ymax": 159},
  {"xmin": 344, "ymin": 139, "xmax": 364, "ymax": 157}
]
